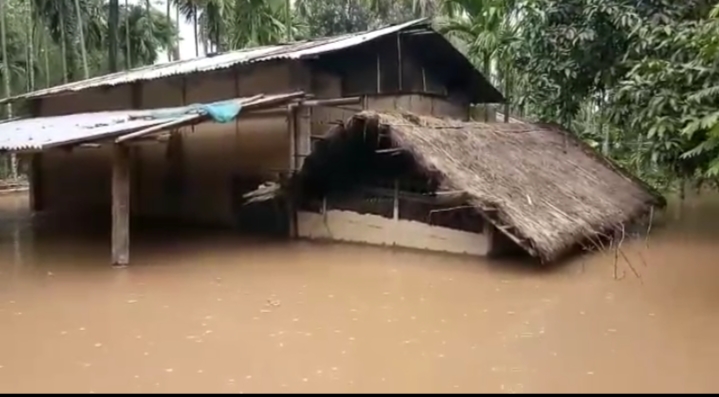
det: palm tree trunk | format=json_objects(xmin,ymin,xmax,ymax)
[
  {"xmin": 27, "ymin": 0, "xmax": 35, "ymax": 91},
  {"xmin": 193, "ymin": 7, "xmax": 199, "ymax": 57},
  {"xmin": 503, "ymin": 64, "xmax": 511, "ymax": 123},
  {"xmin": 0, "ymin": 0, "xmax": 17, "ymax": 180},
  {"xmin": 175, "ymin": 4, "xmax": 180, "ymax": 60},
  {"xmin": 59, "ymin": 5, "xmax": 69, "ymax": 83},
  {"xmin": 109, "ymin": 0, "xmax": 120, "ymax": 73},
  {"xmin": 145, "ymin": 0, "xmax": 152, "ymax": 38},
  {"xmin": 24, "ymin": 14, "xmax": 31, "ymax": 92},
  {"xmin": 41, "ymin": 28, "xmax": 50, "ymax": 87},
  {"xmin": 483, "ymin": 51, "xmax": 491, "ymax": 121},
  {"xmin": 635, "ymin": 134, "xmax": 643, "ymax": 175},
  {"xmin": 215, "ymin": 3, "xmax": 223, "ymax": 52},
  {"xmin": 125, "ymin": 0, "xmax": 131, "ymax": 68},
  {"xmin": 285, "ymin": 0, "xmax": 291, "ymax": 42},
  {"xmin": 166, "ymin": 0, "xmax": 172, "ymax": 61},
  {"xmin": 74, "ymin": 0, "xmax": 90, "ymax": 79}
]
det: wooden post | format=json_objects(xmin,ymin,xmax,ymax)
[
  {"xmin": 111, "ymin": 144, "xmax": 131, "ymax": 267},
  {"xmin": 29, "ymin": 153, "xmax": 43, "ymax": 212},
  {"xmin": 286, "ymin": 105, "xmax": 298, "ymax": 238},
  {"xmin": 376, "ymin": 54, "xmax": 381, "ymax": 93},
  {"xmin": 484, "ymin": 219, "xmax": 496, "ymax": 257},
  {"xmin": 397, "ymin": 34, "xmax": 403, "ymax": 91},
  {"xmin": 393, "ymin": 179, "xmax": 399, "ymax": 221},
  {"xmin": 295, "ymin": 105, "xmax": 311, "ymax": 170},
  {"xmin": 287, "ymin": 105, "xmax": 297, "ymax": 171}
]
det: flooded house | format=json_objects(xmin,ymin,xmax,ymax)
[
  {"xmin": 267, "ymin": 111, "xmax": 664, "ymax": 263},
  {"xmin": 0, "ymin": 19, "xmax": 661, "ymax": 266}
]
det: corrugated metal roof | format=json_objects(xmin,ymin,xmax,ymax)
[
  {"xmin": 1, "ymin": 19, "xmax": 428, "ymax": 104},
  {"xmin": 0, "ymin": 93, "xmax": 304, "ymax": 151},
  {"xmin": 0, "ymin": 111, "xmax": 168, "ymax": 151}
]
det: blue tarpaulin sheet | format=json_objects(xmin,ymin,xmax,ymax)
[
  {"xmin": 147, "ymin": 100, "xmax": 243, "ymax": 123},
  {"xmin": 197, "ymin": 101, "xmax": 243, "ymax": 123}
]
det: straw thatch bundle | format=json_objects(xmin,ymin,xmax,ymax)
[{"xmin": 302, "ymin": 110, "xmax": 663, "ymax": 262}]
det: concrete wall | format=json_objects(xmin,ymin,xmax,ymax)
[{"xmin": 36, "ymin": 62, "xmax": 307, "ymax": 227}]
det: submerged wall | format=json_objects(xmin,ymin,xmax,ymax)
[
  {"xmin": 298, "ymin": 209, "xmax": 490, "ymax": 257},
  {"xmin": 296, "ymin": 186, "xmax": 491, "ymax": 257}
]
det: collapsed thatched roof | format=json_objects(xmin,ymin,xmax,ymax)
[{"xmin": 303, "ymin": 110, "xmax": 663, "ymax": 262}]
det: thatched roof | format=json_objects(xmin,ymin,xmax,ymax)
[{"xmin": 303, "ymin": 111, "xmax": 663, "ymax": 262}]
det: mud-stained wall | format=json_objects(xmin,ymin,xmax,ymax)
[
  {"xmin": 39, "ymin": 146, "xmax": 112, "ymax": 222},
  {"xmin": 297, "ymin": 209, "xmax": 490, "ymax": 257},
  {"xmin": 36, "ymin": 61, "xmax": 307, "ymax": 227},
  {"xmin": 39, "ymin": 85, "xmax": 134, "ymax": 116},
  {"xmin": 34, "ymin": 53, "xmax": 470, "ymax": 231},
  {"xmin": 38, "ymin": 117, "xmax": 290, "ymax": 226}
]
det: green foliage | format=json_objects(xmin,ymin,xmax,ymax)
[
  {"xmin": 606, "ymin": 1, "xmax": 719, "ymax": 183},
  {"xmin": 439, "ymin": 0, "xmax": 719, "ymax": 191},
  {"xmin": 295, "ymin": 0, "xmax": 376, "ymax": 38}
]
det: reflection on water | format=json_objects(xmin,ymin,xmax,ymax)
[{"xmin": 1, "ymin": 191, "xmax": 719, "ymax": 393}]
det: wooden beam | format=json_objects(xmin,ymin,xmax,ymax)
[
  {"xmin": 111, "ymin": 144, "xmax": 131, "ymax": 267},
  {"xmin": 299, "ymin": 96, "xmax": 361, "ymax": 107},
  {"xmin": 115, "ymin": 114, "xmax": 200, "ymax": 143}
]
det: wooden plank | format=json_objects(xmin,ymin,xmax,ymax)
[
  {"xmin": 111, "ymin": 144, "xmax": 131, "ymax": 267},
  {"xmin": 115, "ymin": 114, "xmax": 200, "ymax": 143}
]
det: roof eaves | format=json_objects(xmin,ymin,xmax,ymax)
[{"xmin": 0, "ymin": 19, "xmax": 429, "ymax": 105}]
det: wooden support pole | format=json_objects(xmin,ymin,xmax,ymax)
[
  {"xmin": 376, "ymin": 54, "xmax": 381, "ymax": 93},
  {"xmin": 294, "ymin": 105, "xmax": 311, "ymax": 170},
  {"xmin": 397, "ymin": 34, "xmax": 403, "ymax": 91},
  {"xmin": 116, "ymin": 114, "xmax": 199, "ymax": 143},
  {"xmin": 299, "ymin": 96, "xmax": 361, "ymax": 107},
  {"xmin": 393, "ymin": 179, "xmax": 399, "ymax": 221},
  {"xmin": 111, "ymin": 144, "xmax": 131, "ymax": 267},
  {"xmin": 286, "ymin": 105, "xmax": 298, "ymax": 238},
  {"xmin": 29, "ymin": 153, "xmax": 43, "ymax": 212},
  {"xmin": 287, "ymin": 105, "xmax": 297, "ymax": 171}
]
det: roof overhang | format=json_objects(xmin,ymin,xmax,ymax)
[{"xmin": 0, "ymin": 92, "xmax": 306, "ymax": 152}]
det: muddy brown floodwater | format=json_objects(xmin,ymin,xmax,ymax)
[{"xmin": 1, "ymin": 192, "xmax": 719, "ymax": 393}]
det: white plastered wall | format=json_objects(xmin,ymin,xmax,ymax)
[{"xmin": 297, "ymin": 208, "xmax": 490, "ymax": 257}]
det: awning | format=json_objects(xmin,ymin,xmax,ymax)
[{"xmin": 0, "ymin": 92, "xmax": 305, "ymax": 152}]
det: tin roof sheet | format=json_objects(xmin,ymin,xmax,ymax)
[
  {"xmin": 1, "ymin": 19, "xmax": 427, "ymax": 104},
  {"xmin": 0, "ymin": 93, "xmax": 303, "ymax": 151},
  {"xmin": 0, "ymin": 111, "xmax": 169, "ymax": 151}
]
